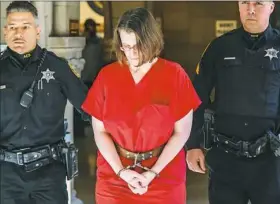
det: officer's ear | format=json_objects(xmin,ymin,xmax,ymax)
[
  {"xmin": 269, "ymin": 2, "xmax": 275, "ymax": 14},
  {"xmin": 36, "ymin": 25, "xmax": 41, "ymax": 40}
]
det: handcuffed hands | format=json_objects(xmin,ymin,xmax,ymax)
[{"xmin": 119, "ymin": 169, "xmax": 157, "ymax": 195}]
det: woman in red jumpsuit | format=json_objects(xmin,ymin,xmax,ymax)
[{"xmin": 82, "ymin": 7, "xmax": 201, "ymax": 204}]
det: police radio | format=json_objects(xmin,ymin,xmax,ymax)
[{"xmin": 20, "ymin": 49, "xmax": 47, "ymax": 108}]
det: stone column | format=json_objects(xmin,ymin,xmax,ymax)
[
  {"xmin": 145, "ymin": 1, "xmax": 155, "ymax": 13},
  {"xmin": 48, "ymin": 2, "xmax": 85, "ymax": 204},
  {"xmin": 32, "ymin": 1, "xmax": 48, "ymax": 47},
  {"xmin": 0, "ymin": 1, "xmax": 11, "ymax": 50},
  {"xmin": 53, "ymin": 2, "xmax": 80, "ymax": 37}
]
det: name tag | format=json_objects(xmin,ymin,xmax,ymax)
[{"xmin": 224, "ymin": 57, "xmax": 236, "ymax": 60}]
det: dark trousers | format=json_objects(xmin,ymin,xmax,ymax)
[
  {"xmin": 0, "ymin": 161, "xmax": 68, "ymax": 204},
  {"xmin": 206, "ymin": 147, "xmax": 280, "ymax": 204}
]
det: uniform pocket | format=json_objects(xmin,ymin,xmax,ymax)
[
  {"xmin": 216, "ymin": 59, "xmax": 267, "ymax": 116},
  {"xmin": 261, "ymin": 60, "xmax": 280, "ymax": 89},
  {"xmin": 0, "ymin": 86, "xmax": 18, "ymax": 116},
  {"xmin": 261, "ymin": 60, "xmax": 280, "ymax": 116},
  {"xmin": 217, "ymin": 59, "xmax": 244, "ymax": 88},
  {"xmin": 34, "ymin": 81, "xmax": 65, "ymax": 118},
  {"xmin": 0, "ymin": 86, "xmax": 20, "ymax": 131}
]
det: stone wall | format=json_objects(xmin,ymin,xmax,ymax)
[{"xmin": 0, "ymin": 1, "xmax": 11, "ymax": 45}]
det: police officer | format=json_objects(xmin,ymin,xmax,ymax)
[
  {"xmin": 0, "ymin": 1, "xmax": 88, "ymax": 204},
  {"xmin": 186, "ymin": 1, "xmax": 280, "ymax": 204}
]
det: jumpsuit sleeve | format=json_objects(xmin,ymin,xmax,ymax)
[
  {"xmin": 186, "ymin": 41, "xmax": 217, "ymax": 150},
  {"xmin": 169, "ymin": 65, "xmax": 201, "ymax": 121},
  {"xmin": 82, "ymin": 68, "xmax": 105, "ymax": 121}
]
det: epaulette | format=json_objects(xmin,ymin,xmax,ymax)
[
  {"xmin": 217, "ymin": 27, "xmax": 240, "ymax": 40},
  {"xmin": 273, "ymin": 28, "xmax": 280, "ymax": 36},
  {"xmin": 0, "ymin": 50, "xmax": 5, "ymax": 60},
  {"xmin": 47, "ymin": 51, "xmax": 68, "ymax": 62}
]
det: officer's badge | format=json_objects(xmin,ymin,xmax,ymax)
[
  {"xmin": 41, "ymin": 68, "xmax": 55, "ymax": 83},
  {"xmin": 38, "ymin": 68, "xmax": 55, "ymax": 90},
  {"xmin": 264, "ymin": 47, "xmax": 279, "ymax": 61},
  {"xmin": 68, "ymin": 63, "xmax": 81, "ymax": 78}
]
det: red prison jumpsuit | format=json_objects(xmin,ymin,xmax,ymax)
[{"xmin": 82, "ymin": 58, "xmax": 201, "ymax": 204}]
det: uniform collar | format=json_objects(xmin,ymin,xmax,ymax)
[
  {"xmin": 29, "ymin": 45, "xmax": 42, "ymax": 63},
  {"xmin": 242, "ymin": 25, "xmax": 273, "ymax": 49},
  {"xmin": 1, "ymin": 45, "xmax": 42, "ymax": 62}
]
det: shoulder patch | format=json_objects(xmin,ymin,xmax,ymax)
[
  {"xmin": 68, "ymin": 62, "xmax": 81, "ymax": 78},
  {"xmin": 196, "ymin": 63, "xmax": 200, "ymax": 75},
  {"xmin": 196, "ymin": 42, "xmax": 211, "ymax": 75}
]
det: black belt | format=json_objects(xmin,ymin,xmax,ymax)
[
  {"xmin": 213, "ymin": 133, "xmax": 269, "ymax": 158},
  {"xmin": 0, "ymin": 142, "xmax": 63, "ymax": 172}
]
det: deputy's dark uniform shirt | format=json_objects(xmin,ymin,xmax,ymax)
[
  {"xmin": 0, "ymin": 45, "xmax": 88, "ymax": 150},
  {"xmin": 187, "ymin": 25, "xmax": 280, "ymax": 149}
]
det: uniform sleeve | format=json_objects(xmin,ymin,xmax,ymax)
[
  {"xmin": 170, "ymin": 66, "xmax": 201, "ymax": 121},
  {"xmin": 277, "ymin": 93, "xmax": 280, "ymax": 132},
  {"xmin": 59, "ymin": 60, "xmax": 89, "ymax": 116},
  {"xmin": 186, "ymin": 41, "xmax": 217, "ymax": 150},
  {"xmin": 81, "ymin": 69, "xmax": 105, "ymax": 121}
]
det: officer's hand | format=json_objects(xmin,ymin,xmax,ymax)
[{"xmin": 186, "ymin": 149, "xmax": 206, "ymax": 174}]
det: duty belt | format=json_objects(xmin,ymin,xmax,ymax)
[
  {"xmin": 213, "ymin": 133, "xmax": 269, "ymax": 158},
  {"xmin": 0, "ymin": 142, "xmax": 63, "ymax": 172}
]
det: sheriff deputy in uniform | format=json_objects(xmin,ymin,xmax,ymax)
[
  {"xmin": 0, "ymin": 1, "xmax": 88, "ymax": 204},
  {"xmin": 186, "ymin": 1, "xmax": 280, "ymax": 204}
]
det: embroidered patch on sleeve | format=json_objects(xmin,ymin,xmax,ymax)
[
  {"xmin": 68, "ymin": 63, "xmax": 81, "ymax": 78},
  {"xmin": 196, "ymin": 63, "xmax": 200, "ymax": 75}
]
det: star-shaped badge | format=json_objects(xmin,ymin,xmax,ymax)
[
  {"xmin": 41, "ymin": 68, "xmax": 55, "ymax": 83},
  {"xmin": 264, "ymin": 47, "xmax": 279, "ymax": 61}
]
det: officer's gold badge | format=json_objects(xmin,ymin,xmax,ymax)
[
  {"xmin": 23, "ymin": 53, "xmax": 31, "ymax": 58},
  {"xmin": 68, "ymin": 63, "xmax": 81, "ymax": 78}
]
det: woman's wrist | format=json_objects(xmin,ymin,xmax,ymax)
[
  {"xmin": 117, "ymin": 167, "xmax": 130, "ymax": 178},
  {"xmin": 112, "ymin": 164, "xmax": 124, "ymax": 175},
  {"xmin": 150, "ymin": 165, "xmax": 162, "ymax": 175},
  {"xmin": 148, "ymin": 169, "xmax": 160, "ymax": 178}
]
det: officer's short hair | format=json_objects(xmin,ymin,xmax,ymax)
[
  {"xmin": 113, "ymin": 7, "xmax": 164, "ymax": 66},
  {"xmin": 6, "ymin": 1, "xmax": 38, "ymax": 19}
]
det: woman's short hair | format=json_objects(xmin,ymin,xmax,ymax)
[{"xmin": 113, "ymin": 7, "xmax": 164, "ymax": 65}]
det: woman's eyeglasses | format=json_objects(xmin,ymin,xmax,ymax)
[{"xmin": 120, "ymin": 44, "xmax": 138, "ymax": 52}]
